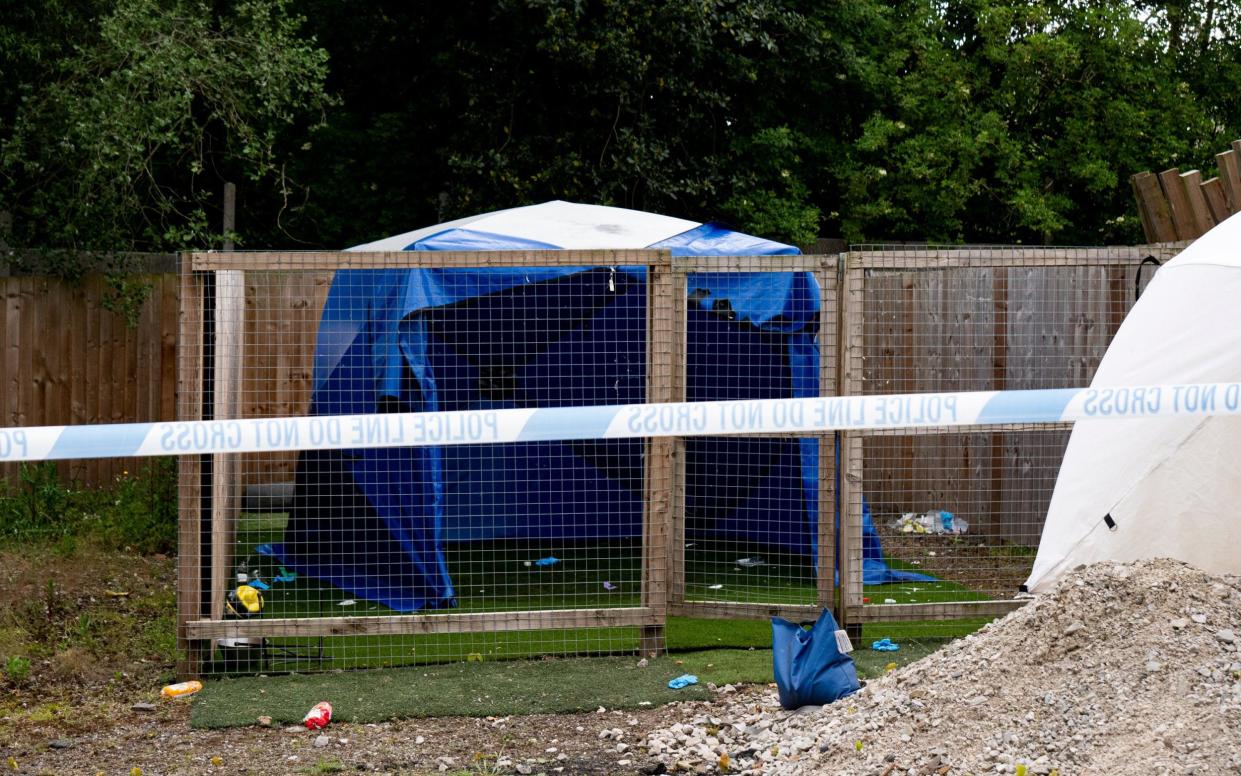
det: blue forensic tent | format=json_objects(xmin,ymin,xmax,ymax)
[{"xmin": 276, "ymin": 202, "xmax": 930, "ymax": 611}]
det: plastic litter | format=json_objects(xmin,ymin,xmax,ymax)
[
  {"xmin": 602, "ymin": 581, "xmax": 618, "ymax": 591},
  {"xmin": 303, "ymin": 701, "xmax": 332, "ymax": 730},
  {"xmin": 274, "ymin": 567, "xmax": 298, "ymax": 583},
  {"xmin": 337, "ymin": 599, "xmax": 356, "ymax": 607},
  {"xmin": 226, "ymin": 585, "xmax": 264, "ymax": 618},
  {"xmin": 161, "ymin": 680, "xmax": 203, "ymax": 699},
  {"xmin": 871, "ymin": 638, "xmax": 900, "ymax": 652},
  {"xmin": 708, "ymin": 584, "xmax": 724, "ymax": 590},
  {"xmin": 735, "ymin": 556, "xmax": 767, "ymax": 568},
  {"xmin": 891, "ymin": 510, "xmax": 968, "ymax": 535},
  {"xmin": 772, "ymin": 608, "xmax": 860, "ymax": 709},
  {"xmin": 667, "ymin": 674, "xmax": 698, "ymax": 689},
  {"xmin": 255, "ymin": 543, "xmax": 275, "ymax": 557},
  {"xmin": 524, "ymin": 556, "xmax": 560, "ymax": 567},
  {"xmin": 248, "ymin": 579, "xmax": 271, "ymax": 591}
]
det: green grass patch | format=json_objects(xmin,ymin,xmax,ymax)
[{"xmin": 191, "ymin": 654, "xmax": 711, "ymax": 729}]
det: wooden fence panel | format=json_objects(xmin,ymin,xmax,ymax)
[
  {"xmin": 858, "ymin": 254, "xmax": 1159, "ymax": 547},
  {"xmin": 237, "ymin": 270, "xmax": 334, "ymax": 485},
  {"xmin": 0, "ymin": 273, "xmax": 179, "ymax": 487}
]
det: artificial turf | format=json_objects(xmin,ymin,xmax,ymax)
[{"xmin": 217, "ymin": 512, "xmax": 993, "ymax": 674}]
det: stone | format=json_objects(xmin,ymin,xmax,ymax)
[
  {"xmin": 48, "ymin": 739, "xmax": 73, "ymax": 750},
  {"xmin": 1171, "ymin": 618, "xmax": 1189, "ymax": 630},
  {"xmin": 1064, "ymin": 622, "xmax": 1084, "ymax": 636},
  {"xmin": 256, "ymin": 716, "xmax": 273, "ymax": 727},
  {"xmin": 131, "ymin": 702, "xmax": 157, "ymax": 713},
  {"xmin": 1216, "ymin": 629, "xmax": 1237, "ymax": 644},
  {"xmin": 1191, "ymin": 614, "xmax": 1208, "ymax": 624},
  {"xmin": 314, "ymin": 735, "xmax": 330, "ymax": 748}
]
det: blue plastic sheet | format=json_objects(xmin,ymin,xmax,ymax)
[
  {"xmin": 279, "ymin": 216, "xmax": 930, "ymax": 611},
  {"xmin": 772, "ymin": 609, "xmax": 861, "ymax": 709}
]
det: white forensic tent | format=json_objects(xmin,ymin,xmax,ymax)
[{"xmin": 1025, "ymin": 212, "xmax": 1241, "ymax": 592}]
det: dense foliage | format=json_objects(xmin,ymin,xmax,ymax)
[{"xmin": 2, "ymin": 0, "xmax": 1239, "ymax": 255}]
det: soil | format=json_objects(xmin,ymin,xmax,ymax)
[{"xmin": 1, "ymin": 697, "xmax": 715, "ymax": 775}]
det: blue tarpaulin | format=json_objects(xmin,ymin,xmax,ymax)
[{"xmin": 276, "ymin": 211, "xmax": 928, "ymax": 611}]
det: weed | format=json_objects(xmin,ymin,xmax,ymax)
[
  {"xmin": 304, "ymin": 759, "xmax": 345, "ymax": 774},
  {"xmin": 26, "ymin": 702, "xmax": 64, "ymax": 723},
  {"xmin": 4, "ymin": 655, "xmax": 30, "ymax": 684},
  {"xmin": 95, "ymin": 459, "xmax": 177, "ymax": 554},
  {"xmin": 0, "ymin": 458, "xmax": 177, "ymax": 554},
  {"xmin": 74, "ymin": 613, "xmax": 99, "ymax": 651},
  {"xmin": 0, "ymin": 462, "xmax": 78, "ymax": 541},
  {"xmin": 17, "ymin": 580, "xmax": 68, "ymax": 650}
]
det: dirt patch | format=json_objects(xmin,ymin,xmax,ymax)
[
  {"xmin": 872, "ymin": 515, "xmax": 1033, "ymax": 600},
  {"xmin": 0, "ymin": 543, "xmax": 177, "ymax": 727},
  {"xmin": 1, "ymin": 691, "xmax": 730, "ymax": 775}
]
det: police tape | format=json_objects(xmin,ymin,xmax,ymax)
[{"xmin": 0, "ymin": 382, "xmax": 1232, "ymax": 463}]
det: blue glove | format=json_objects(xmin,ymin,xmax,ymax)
[
  {"xmin": 870, "ymin": 638, "xmax": 900, "ymax": 652},
  {"xmin": 668, "ymin": 674, "xmax": 698, "ymax": 689}
]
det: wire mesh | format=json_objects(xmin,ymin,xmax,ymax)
[
  {"xmin": 170, "ymin": 243, "xmax": 1171, "ymax": 672},
  {"xmin": 177, "ymin": 251, "xmax": 842, "ymax": 674},
  {"xmin": 841, "ymin": 244, "xmax": 1163, "ymax": 643}
]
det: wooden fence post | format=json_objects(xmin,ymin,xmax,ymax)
[
  {"xmin": 640, "ymin": 252, "xmax": 680, "ymax": 656},
  {"xmin": 837, "ymin": 254, "xmax": 865, "ymax": 639},
  {"xmin": 176, "ymin": 261, "xmax": 206, "ymax": 679},
  {"xmin": 816, "ymin": 256, "xmax": 837, "ymax": 613}
]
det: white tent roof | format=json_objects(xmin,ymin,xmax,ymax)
[
  {"xmin": 348, "ymin": 200, "xmax": 701, "ymax": 251},
  {"xmin": 1025, "ymin": 212, "xmax": 1241, "ymax": 592}
]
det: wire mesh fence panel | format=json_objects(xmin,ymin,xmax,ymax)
[
  {"xmin": 184, "ymin": 253, "xmax": 673, "ymax": 674},
  {"xmin": 839, "ymin": 245, "xmax": 1174, "ymax": 641},
  {"xmin": 673, "ymin": 259, "xmax": 835, "ymax": 620}
]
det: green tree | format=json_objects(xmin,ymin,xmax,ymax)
[
  {"xmin": 284, "ymin": 0, "xmax": 891, "ymax": 248},
  {"xmin": 838, "ymin": 0, "xmax": 1240, "ymax": 245},
  {"xmin": 0, "ymin": 0, "xmax": 331, "ymax": 265}
]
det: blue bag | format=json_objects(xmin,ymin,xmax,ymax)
[{"xmin": 772, "ymin": 609, "xmax": 861, "ymax": 709}]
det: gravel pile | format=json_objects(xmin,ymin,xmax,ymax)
[{"xmin": 645, "ymin": 558, "xmax": 1241, "ymax": 775}]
